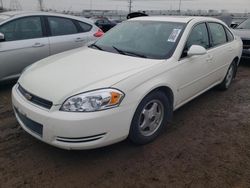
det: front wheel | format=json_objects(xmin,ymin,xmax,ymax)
[
  {"xmin": 129, "ymin": 91, "xmax": 171, "ymax": 145},
  {"xmin": 218, "ymin": 62, "xmax": 236, "ymax": 90}
]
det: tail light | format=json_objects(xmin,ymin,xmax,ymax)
[{"xmin": 94, "ymin": 29, "xmax": 104, "ymax": 37}]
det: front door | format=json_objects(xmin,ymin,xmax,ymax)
[
  {"xmin": 0, "ymin": 16, "xmax": 49, "ymax": 81},
  {"xmin": 176, "ymin": 23, "xmax": 213, "ymax": 105}
]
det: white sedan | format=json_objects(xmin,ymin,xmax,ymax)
[{"xmin": 12, "ymin": 16, "xmax": 242, "ymax": 150}]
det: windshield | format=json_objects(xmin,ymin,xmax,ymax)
[
  {"xmin": 237, "ymin": 18, "xmax": 250, "ymax": 29},
  {"xmin": 0, "ymin": 15, "xmax": 11, "ymax": 23},
  {"xmin": 92, "ymin": 21, "xmax": 186, "ymax": 59}
]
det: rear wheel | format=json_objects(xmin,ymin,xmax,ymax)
[
  {"xmin": 129, "ymin": 91, "xmax": 171, "ymax": 145},
  {"xmin": 218, "ymin": 62, "xmax": 236, "ymax": 90}
]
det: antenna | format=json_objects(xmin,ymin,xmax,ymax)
[
  {"xmin": 128, "ymin": 0, "xmax": 132, "ymax": 13},
  {"xmin": 10, "ymin": 0, "xmax": 22, "ymax": 10},
  {"xmin": 38, "ymin": 0, "xmax": 44, "ymax": 11}
]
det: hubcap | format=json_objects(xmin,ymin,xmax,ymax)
[
  {"xmin": 225, "ymin": 65, "xmax": 234, "ymax": 88},
  {"xmin": 138, "ymin": 100, "xmax": 164, "ymax": 137}
]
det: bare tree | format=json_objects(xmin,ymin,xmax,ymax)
[{"xmin": 9, "ymin": 0, "xmax": 22, "ymax": 10}]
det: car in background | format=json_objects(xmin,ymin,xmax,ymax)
[
  {"xmin": 12, "ymin": 16, "xmax": 242, "ymax": 150},
  {"xmin": 91, "ymin": 17, "xmax": 116, "ymax": 32},
  {"xmin": 0, "ymin": 11, "xmax": 104, "ymax": 82},
  {"xmin": 110, "ymin": 19, "xmax": 124, "ymax": 25},
  {"xmin": 233, "ymin": 18, "xmax": 250, "ymax": 59}
]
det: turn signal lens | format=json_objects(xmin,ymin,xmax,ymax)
[{"xmin": 110, "ymin": 91, "xmax": 122, "ymax": 105}]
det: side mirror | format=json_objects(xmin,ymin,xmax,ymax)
[
  {"xmin": 0, "ymin": 32, "xmax": 5, "ymax": 42},
  {"xmin": 231, "ymin": 24, "xmax": 238, "ymax": 29},
  {"xmin": 187, "ymin": 45, "xmax": 207, "ymax": 56}
]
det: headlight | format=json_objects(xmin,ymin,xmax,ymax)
[{"xmin": 60, "ymin": 89, "xmax": 124, "ymax": 112}]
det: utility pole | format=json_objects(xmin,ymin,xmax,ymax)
[
  {"xmin": 178, "ymin": 0, "xmax": 182, "ymax": 14},
  {"xmin": 128, "ymin": 0, "xmax": 132, "ymax": 14},
  {"xmin": 38, "ymin": 0, "xmax": 44, "ymax": 11}
]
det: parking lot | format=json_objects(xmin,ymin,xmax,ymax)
[{"xmin": 0, "ymin": 60, "xmax": 249, "ymax": 187}]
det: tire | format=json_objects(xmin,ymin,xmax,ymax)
[
  {"xmin": 217, "ymin": 61, "xmax": 236, "ymax": 91},
  {"xmin": 129, "ymin": 91, "xmax": 171, "ymax": 145}
]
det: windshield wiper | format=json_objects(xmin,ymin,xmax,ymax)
[
  {"xmin": 112, "ymin": 46, "xmax": 126, "ymax": 55},
  {"xmin": 89, "ymin": 43, "xmax": 104, "ymax": 51},
  {"xmin": 112, "ymin": 46, "xmax": 148, "ymax": 58}
]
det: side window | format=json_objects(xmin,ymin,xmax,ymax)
[
  {"xmin": 0, "ymin": 17, "xmax": 43, "ymax": 41},
  {"xmin": 48, "ymin": 17, "xmax": 78, "ymax": 36},
  {"xmin": 182, "ymin": 23, "xmax": 209, "ymax": 58},
  {"xmin": 208, "ymin": 23, "xmax": 227, "ymax": 47},
  {"xmin": 78, "ymin": 21, "xmax": 92, "ymax": 32},
  {"xmin": 225, "ymin": 27, "xmax": 234, "ymax": 42}
]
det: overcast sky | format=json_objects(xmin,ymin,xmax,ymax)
[{"xmin": 2, "ymin": 0, "xmax": 250, "ymax": 13}]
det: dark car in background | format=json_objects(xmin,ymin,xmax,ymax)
[
  {"xmin": 233, "ymin": 18, "xmax": 250, "ymax": 59},
  {"xmin": 91, "ymin": 17, "xmax": 116, "ymax": 32}
]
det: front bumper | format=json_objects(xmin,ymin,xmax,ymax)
[{"xmin": 12, "ymin": 84, "xmax": 136, "ymax": 150}]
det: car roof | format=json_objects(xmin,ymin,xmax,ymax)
[
  {"xmin": 0, "ymin": 11, "xmax": 94, "ymax": 24},
  {"xmin": 130, "ymin": 16, "xmax": 223, "ymax": 24}
]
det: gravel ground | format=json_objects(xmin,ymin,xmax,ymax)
[{"xmin": 0, "ymin": 61, "xmax": 250, "ymax": 188}]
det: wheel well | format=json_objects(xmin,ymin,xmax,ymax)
[
  {"xmin": 233, "ymin": 57, "xmax": 239, "ymax": 64},
  {"xmin": 233, "ymin": 57, "xmax": 239, "ymax": 77},
  {"xmin": 150, "ymin": 86, "xmax": 174, "ymax": 120}
]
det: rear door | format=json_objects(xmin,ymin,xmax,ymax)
[
  {"xmin": 47, "ymin": 16, "xmax": 91, "ymax": 55},
  {"xmin": 206, "ymin": 22, "xmax": 235, "ymax": 83},
  {"xmin": 0, "ymin": 16, "xmax": 49, "ymax": 80}
]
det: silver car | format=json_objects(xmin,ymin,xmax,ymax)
[
  {"xmin": 0, "ymin": 11, "xmax": 103, "ymax": 82},
  {"xmin": 233, "ymin": 18, "xmax": 250, "ymax": 59}
]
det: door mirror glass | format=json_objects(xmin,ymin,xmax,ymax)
[
  {"xmin": 0, "ymin": 32, "xmax": 5, "ymax": 41},
  {"xmin": 187, "ymin": 45, "xmax": 207, "ymax": 56},
  {"xmin": 231, "ymin": 23, "xmax": 238, "ymax": 29}
]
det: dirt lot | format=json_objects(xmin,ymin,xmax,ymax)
[{"xmin": 0, "ymin": 62, "xmax": 250, "ymax": 188}]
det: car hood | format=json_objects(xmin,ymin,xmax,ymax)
[
  {"xmin": 19, "ymin": 47, "xmax": 162, "ymax": 105},
  {"xmin": 233, "ymin": 29, "xmax": 250, "ymax": 39}
]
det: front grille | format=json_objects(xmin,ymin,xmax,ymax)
[
  {"xmin": 18, "ymin": 85, "xmax": 53, "ymax": 110},
  {"xmin": 15, "ymin": 107, "xmax": 43, "ymax": 137},
  {"xmin": 56, "ymin": 133, "xmax": 106, "ymax": 143},
  {"xmin": 242, "ymin": 39, "xmax": 250, "ymax": 49}
]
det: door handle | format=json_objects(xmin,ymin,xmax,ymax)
[
  {"xmin": 228, "ymin": 47, "xmax": 234, "ymax": 52},
  {"xmin": 75, "ymin": 38, "xmax": 85, "ymax": 42},
  {"xmin": 32, "ymin": 43, "xmax": 45, "ymax": 48}
]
